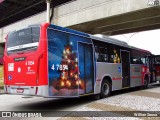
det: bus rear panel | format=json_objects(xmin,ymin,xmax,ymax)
[{"xmin": 4, "ymin": 24, "xmax": 48, "ymax": 96}]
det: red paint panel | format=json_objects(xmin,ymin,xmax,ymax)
[
  {"xmin": 112, "ymin": 78, "xmax": 122, "ymax": 80},
  {"xmin": 131, "ymin": 76, "xmax": 142, "ymax": 79},
  {"xmin": 141, "ymin": 65, "xmax": 149, "ymax": 85},
  {"xmin": 96, "ymin": 79, "xmax": 101, "ymax": 82},
  {"xmin": 3, "ymin": 23, "xmax": 50, "ymax": 86},
  {"xmin": 155, "ymin": 66, "xmax": 160, "ymax": 77}
]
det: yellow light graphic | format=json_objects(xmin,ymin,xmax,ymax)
[
  {"xmin": 75, "ymin": 75, "xmax": 78, "ymax": 79},
  {"xmin": 79, "ymin": 80, "xmax": 81, "ymax": 85},
  {"xmin": 61, "ymin": 81, "xmax": 64, "ymax": 86}
]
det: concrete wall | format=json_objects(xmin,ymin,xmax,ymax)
[
  {"xmin": 53, "ymin": 0, "xmax": 150, "ymax": 27},
  {"xmin": 0, "ymin": 0, "xmax": 154, "ymax": 43},
  {"xmin": 0, "ymin": 11, "xmax": 46, "ymax": 43}
]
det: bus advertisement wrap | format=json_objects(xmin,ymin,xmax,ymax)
[{"xmin": 48, "ymin": 27, "xmax": 94, "ymax": 97}]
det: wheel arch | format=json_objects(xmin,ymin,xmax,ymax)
[
  {"xmin": 100, "ymin": 74, "xmax": 112, "ymax": 90},
  {"xmin": 143, "ymin": 73, "xmax": 150, "ymax": 84}
]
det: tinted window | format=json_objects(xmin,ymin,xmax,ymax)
[
  {"xmin": 131, "ymin": 50, "xmax": 149, "ymax": 65},
  {"xmin": 155, "ymin": 57, "xmax": 160, "ymax": 64},
  {"xmin": 95, "ymin": 46, "xmax": 108, "ymax": 62},
  {"xmin": 109, "ymin": 46, "xmax": 121, "ymax": 63},
  {"xmin": 93, "ymin": 40, "xmax": 121, "ymax": 63},
  {"xmin": 7, "ymin": 27, "xmax": 40, "ymax": 54}
]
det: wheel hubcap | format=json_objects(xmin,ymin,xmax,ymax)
[
  {"xmin": 103, "ymin": 83, "xmax": 109, "ymax": 95},
  {"xmin": 144, "ymin": 79, "xmax": 147, "ymax": 85}
]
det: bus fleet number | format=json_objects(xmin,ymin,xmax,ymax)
[{"xmin": 51, "ymin": 64, "xmax": 68, "ymax": 71}]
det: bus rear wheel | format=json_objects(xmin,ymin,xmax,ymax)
[
  {"xmin": 100, "ymin": 80, "xmax": 111, "ymax": 98},
  {"xmin": 143, "ymin": 76, "xmax": 149, "ymax": 89}
]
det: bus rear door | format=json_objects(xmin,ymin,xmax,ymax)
[{"xmin": 121, "ymin": 50, "xmax": 130, "ymax": 88}]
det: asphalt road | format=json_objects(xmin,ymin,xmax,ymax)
[
  {"xmin": 0, "ymin": 90, "xmax": 95, "ymax": 119},
  {"xmin": 0, "ymin": 83, "xmax": 160, "ymax": 120}
]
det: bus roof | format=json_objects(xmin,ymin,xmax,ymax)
[
  {"xmin": 90, "ymin": 35, "xmax": 129, "ymax": 48},
  {"xmin": 130, "ymin": 46, "xmax": 151, "ymax": 54},
  {"xmin": 90, "ymin": 35, "xmax": 151, "ymax": 54}
]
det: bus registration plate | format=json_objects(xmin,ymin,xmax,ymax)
[{"xmin": 17, "ymin": 88, "xmax": 24, "ymax": 93}]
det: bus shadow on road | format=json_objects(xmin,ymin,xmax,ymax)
[{"xmin": 17, "ymin": 96, "xmax": 95, "ymax": 111}]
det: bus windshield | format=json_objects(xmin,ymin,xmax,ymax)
[{"xmin": 7, "ymin": 27, "xmax": 40, "ymax": 54}]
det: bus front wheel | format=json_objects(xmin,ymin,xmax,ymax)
[{"xmin": 100, "ymin": 80, "xmax": 111, "ymax": 98}]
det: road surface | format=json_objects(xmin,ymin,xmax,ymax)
[{"xmin": 0, "ymin": 83, "xmax": 160, "ymax": 120}]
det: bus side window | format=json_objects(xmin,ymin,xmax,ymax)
[
  {"xmin": 141, "ymin": 57, "xmax": 147, "ymax": 65},
  {"xmin": 136, "ymin": 58, "xmax": 143, "ymax": 64},
  {"xmin": 108, "ymin": 47, "xmax": 120, "ymax": 63},
  {"xmin": 132, "ymin": 57, "xmax": 145, "ymax": 64},
  {"xmin": 95, "ymin": 46, "xmax": 99, "ymax": 61},
  {"xmin": 95, "ymin": 46, "xmax": 108, "ymax": 62},
  {"xmin": 156, "ymin": 57, "xmax": 160, "ymax": 64},
  {"xmin": 95, "ymin": 52, "xmax": 99, "ymax": 61},
  {"xmin": 113, "ymin": 49, "xmax": 120, "ymax": 63}
]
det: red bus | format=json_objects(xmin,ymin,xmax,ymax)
[
  {"xmin": 3, "ymin": 23, "xmax": 151, "ymax": 98},
  {"xmin": 149, "ymin": 55, "xmax": 160, "ymax": 82}
]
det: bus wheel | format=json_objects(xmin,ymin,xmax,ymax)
[
  {"xmin": 143, "ymin": 76, "xmax": 149, "ymax": 89},
  {"xmin": 100, "ymin": 80, "xmax": 111, "ymax": 98}
]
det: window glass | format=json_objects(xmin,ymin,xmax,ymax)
[
  {"xmin": 7, "ymin": 27, "xmax": 40, "ymax": 54},
  {"xmin": 95, "ymin": 46, "xmax": 108, "ymax": 62},
  {"xmin": 112, "ymin": 48, "xmax": 120, "ymax": 63},
  {"xmin": 93, "ymin": 40, "xmax": 121, "ymax": 63},
  {"xmin": 131, "ymin": 50, "xmax": 149, "ymax": 65},
  {"xmin": 155, "ymin": 57, "xmax": 160, "ymax": 64}
]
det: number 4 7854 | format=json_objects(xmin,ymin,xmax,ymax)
[{"xmin": 51, "ymin": 64, "xmax": 68, "ymax": 71}]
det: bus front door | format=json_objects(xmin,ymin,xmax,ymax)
[
  {"xmin": 121, "ymin": 51, "xmax": 130, "ymax": 88},
  {"xmin": 78, "ymin": 42, "xmax": 94, "ymax": 95}
]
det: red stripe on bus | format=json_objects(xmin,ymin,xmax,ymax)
[
  {"xmin": 131, "ymin": 76, "xmax": 142, "ymax": 79},
  {"xmin": 97, "ymin": 76, "xmax": 142, "ymax": 82},
  {"xmin": 112, "ymin": 78, "xmax": 122, "ymax": 80},
  {"xmin": 96, "ymin": 79, "xmax": 101, "ymax": 82}
]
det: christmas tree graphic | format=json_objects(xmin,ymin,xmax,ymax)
[{"xmin": 54, "ymin": 38, "xmax": 84, "ymax": 90}]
